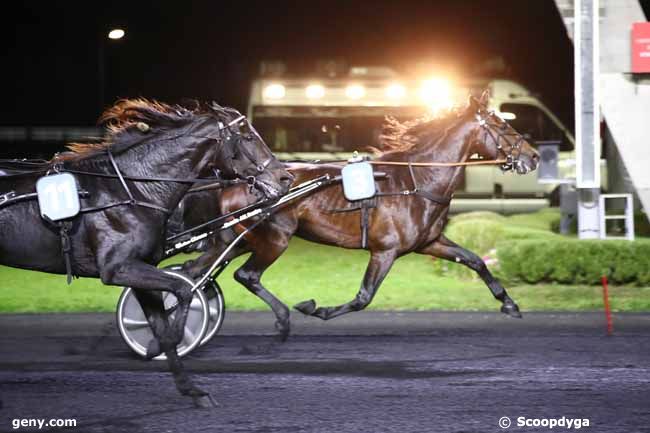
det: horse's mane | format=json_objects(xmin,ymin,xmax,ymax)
[
  {"xmin": 371, "ymin": 105, "xmax": 469, "ymax": 156},
  {"xmin": 59, "ymin": 98, "xmax": 203, "ymax": 161}
]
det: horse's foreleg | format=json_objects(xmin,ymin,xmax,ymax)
[
  {"xmin": 417, "ymin": 235, "xmax": 521, "ymax": 318},
  {"xmin": 100, "ymin": 260, "xmax": 215, "ymax": 407},
  {"xmin": 294, "ymin": 250, "xmax": 397, "ymax": 320},
  {"xmin": 131, "ymin": 290, "xmax": 169, "ymax": 359},
  {"xmin": 234, "ymin": 247, "xmax": 291, "ymax": 341}
]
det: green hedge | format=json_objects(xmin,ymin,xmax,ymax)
[
  {"xmin": 432, "ymin": 210, "xmax": 561, "ymax": 279},
  {"xmin": 442, "ymin": 209, "xmax": 561, "ymax": 254},
  {"xmin": 497, "ymin": 239, "xmax": 650, "ymax": 285}
]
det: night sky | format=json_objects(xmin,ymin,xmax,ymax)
[{"xmin": 2, "ymin": 0, "xmax": 634, "ymax": 134}]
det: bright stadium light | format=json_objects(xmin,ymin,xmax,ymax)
[
  {"xmin": 263, "ymin": 83, "xmax": 285, "ymax": 99},
  {"xmin": 419, "ymin": 77, "xmax": 453, "ymax": 113},
  {"xmin": 345, "ymin": 84, "xmax": 366, "ymax": 99},
  {"xmin": 385, "ymin": 83, "xmax": 406, "ymax": 99},
  {"xmin": 306, "ymin": 84, "xmax": 325, "ymax": 99},
  {"xmin": 108, "ymin": 28, "xmax": 125, "ymax": 40}
]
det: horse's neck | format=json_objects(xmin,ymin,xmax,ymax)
[
  {"xmin": 107, "ymin": 139, "xmax": 199, "ymax": 207},
  {"xmin": 408, "ymin": 121, "xmax": 475, "ymax": 199}
]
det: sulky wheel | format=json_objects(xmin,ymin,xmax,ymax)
[
  {"xmin": 163, "ymin": 264, "xmax": 225, "ymax": 346},
  {"xmin": 116, "ymin": 269, "xmax": 209, "ymax": 360}
]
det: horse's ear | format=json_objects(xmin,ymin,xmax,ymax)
[{"xmin": 479, "ymin": 89, "xmax": 490, "ymax": 106}]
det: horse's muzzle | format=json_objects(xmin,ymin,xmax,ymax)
[{"xmin": 254, "ymin": 179, "xmax": 282, "ymax": 200}]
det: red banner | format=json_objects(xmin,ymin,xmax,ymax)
[{"xmin": 632, "ymin": 22, "xmax": 650, "ymax": 73}]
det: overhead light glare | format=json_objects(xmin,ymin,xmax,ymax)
[
  {"xmin": 419, "ymin": 77, "xmax": 453, "ymax": 113},
  {"xmin": 345, "ymin": 84, "xmax": 366, "ymax": 99},
  {"xmin": 385, "ymin": 83, "xmax": 406, "ymax": 99},
  {"xmin": 263, "ymin": 83, "xmax": 286, "ymax": 99},
  {"xmin": 306, "ymin": 84, "xmax": 325, "ymax": 99},
  {"xmin": 108, "ymin": 29, "xmax": 125, "ymax": 40}
]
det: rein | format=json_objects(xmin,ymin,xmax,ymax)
[{"xmin": 368, "ymin": 159, "xmax": 508, "ymax": 167}]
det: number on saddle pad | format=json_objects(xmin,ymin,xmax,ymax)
[
  {"xmin": 341, "ymin": 160, "xmax": 376, "ymax": 201},
  {"xmin": 36, "ymin": 173, "xmax": 81, "ymax": 221}
]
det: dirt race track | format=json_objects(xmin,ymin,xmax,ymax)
[{"xmin": 0, "ymin": 311, "xmax": 649, "ymax": 433}]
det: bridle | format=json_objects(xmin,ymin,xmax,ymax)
[
  {"xmin": 476, "ymin": 109, "xmax": 526, "ymax": 172},
  {"xmin": 214, "ymin": 115, "xmax": 276, "ymax": 195}
]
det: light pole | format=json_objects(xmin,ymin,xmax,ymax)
[{"xmin": 98, "ymin": 28, "xmax": 125, "ymax": 113}]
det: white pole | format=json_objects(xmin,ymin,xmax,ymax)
[{"xmin": 575, "ymin": 0, "xmax": 602, "ymax": 239}]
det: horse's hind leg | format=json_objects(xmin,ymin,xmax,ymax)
[
  {"xmin": 100, "ymin": 259, "xmax": 216, "ymax": 407},
  {"xmin": 417, "ymin": 234, "xmax": 521, "ymax": 318},
  {"xmin": 234, "ymin": 248, "xmax": 292, "ymax": 341},
  {"xmin": 294, "ymin": 249, "xmax": 397, "ymax": 320},
  {"xmin": 181, "ymin": 240, "xmax": 248, "ymax": 279}
]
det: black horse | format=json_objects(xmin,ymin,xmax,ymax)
[{"xmin": 0, "ymin": 99, "xmax": 292, "ymax": 407}]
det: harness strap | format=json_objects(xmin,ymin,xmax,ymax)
[
  {"xmin": 41, "ymin": 215, "xmax": 77, "ymax": 284},
  {"xmin": 375, "ymin": 161, "xmax": 451, "ymax": 205},
  {"xmin": 374, "ymin": 190, "xmax": 450, "ymax": 205},
  {"xmin": 368, "ymin": 159, "xmax": 507, "ymax": 167},
  {"xmin": 80, "ymin": 199, "xmax": 171, "ymax": 215},
  {"xmin": 360, "ymin": 203, "xmax": 371, "ymax": 249},
  {"xmin": 0, "ymin": 190, "xmax": 90, "ymax": 210},
  {"xmin": 102, "ymin": 150, "xmax": 171, "ymax": 214},
  {"xmin": 414, "ymin": 190, "xmax": 452, "ymax": 205},
  {"xmin": 108, "ymin": 150, "xmax": 134, "ymax": 202},
  {"xmin": 64, "ymin": 168, "xmax": 222, "ymax": 184},
  {"xmin": 187, "ymin": 180, "xmax": 243, "ymax": 194},
  {"xmin": 59, "ymin": 221, "xmax": 74, "ymax": 284}
]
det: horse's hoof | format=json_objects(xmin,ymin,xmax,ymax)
[
  {"xmin": 192, "ymin": 394, "xmax": 219, "ymax": 409},
  {"xmin": 501, "ymin": 301, "xmax": 523, "ymax": 318},
  {"xmin": 145, "ymin": 339, "xmax": 163, "ymax": 360},
  {"xmin": 294, "ymin": 299, "xmax": 317, "ymax": 316}
]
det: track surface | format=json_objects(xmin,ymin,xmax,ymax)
[{"xmin": 0, "ymin": 311, "xmax": 649, "ymax": 433}]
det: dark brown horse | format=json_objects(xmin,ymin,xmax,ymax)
[{"xmin": 182, "ymin": 92, "xmax": 540, "ymax": 340}]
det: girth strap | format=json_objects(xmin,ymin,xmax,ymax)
[
  {"xmin": 59, "ymin": 221, "xmax": 74, "ymax": 284},
  {"xmin": 41, "ymin": 216, "xmax": 77, "ymax": 284},
  {"xmin": 328, "ymin": 197, "xmax": 377, "ymax": 249},
  {"xmin": 360, "ymin": 203, "xmax": 371, "ymax": 249}
]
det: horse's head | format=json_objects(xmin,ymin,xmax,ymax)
[
  {"xmin": 90, "ymin": 99, "xmax": 291, "ymax": 200},
  {"xmin": 206, "ymin": 104, "xmax": 293, "ymax": 200},
  {"xmin": 468, "ymin": 91, "xmax": 539, "ymax": 174}
]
